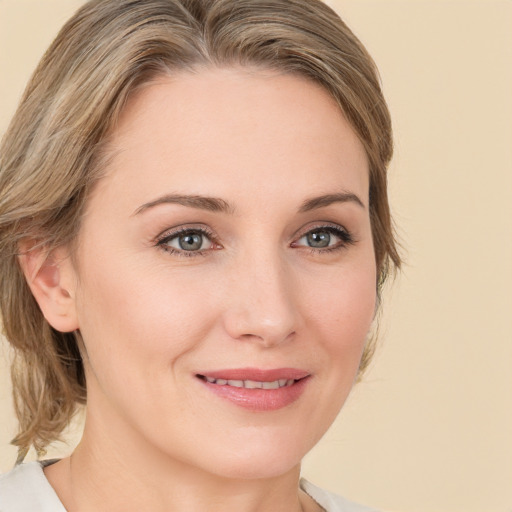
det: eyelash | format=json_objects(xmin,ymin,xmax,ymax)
[
  {"xmin": 155, "ymin": 224, "xmax": 355, "ymax": 258},
  {"xmin": 293, "ymin": 225, "xmax": 355, "ymax": 254},
  {"xmin": 156, "ymin": 226, "xmax": 218, "ymax": 258}
]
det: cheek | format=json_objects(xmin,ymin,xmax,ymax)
[
  {"xmin": 74, "ymin": 258, "xmax": 220, "ymax": 384},
  {"xmin": 305, "ymin": 261, "xmax": 377, "ymax": 362}
]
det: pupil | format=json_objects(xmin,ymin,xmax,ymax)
[
  {"xmin": 307, "ymin": 231, "xmax": 330, "ymax": 248},
  {"xmin": 179, "ymin": 233, "xmax": 202, "ymax": 251}
]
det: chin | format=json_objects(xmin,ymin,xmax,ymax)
[
  {"xmin": 210, "ymin": 456, "xmax": 301, "ymax": 481},
  {"xmin": 194, "ymin": 431, "xmax": 313, "ymax": 481}
]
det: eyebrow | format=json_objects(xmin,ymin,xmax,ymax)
[
  {"xmin": 134, "ymin": 190, "xmax": 365, "ymax": 216},
  {"xmin": 298, "ymin": 192, "xmax": 365, "ymax": 212},
  {"xmin": 134, "ymin": 194, "xmax": 234, "ymax": 215}
]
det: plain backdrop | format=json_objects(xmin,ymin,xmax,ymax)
[{"xmin": 1, "ymin": 1, "xmax": 511, "ymax": 512}]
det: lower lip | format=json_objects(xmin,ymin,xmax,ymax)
[{"xmin": 199, "ymin": 377, "xmax": 310, "ymax": 412}]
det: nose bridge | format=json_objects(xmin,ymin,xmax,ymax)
[{"xmin": 222, "ymin": 242, "xmax": 298, "ymax": 346}]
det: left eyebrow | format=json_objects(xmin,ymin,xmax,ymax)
[{"xmin": 298, "ymin": 192, "xmax": 366, "ymax": 212}]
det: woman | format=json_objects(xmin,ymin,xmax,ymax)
[{"xmin": 0, "ymin": 0, "xmax": 401, "ymax": 510}]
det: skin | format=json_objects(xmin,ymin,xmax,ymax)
[{"xmin": 28, "ymin": 68, "xmax": 376, "ymax": 512}]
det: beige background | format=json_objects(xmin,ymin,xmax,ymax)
[{"xmin": 1, "ymin": 1, "xmax": 511, "ymax": 511}]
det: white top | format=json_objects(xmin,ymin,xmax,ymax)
[{"xmin": 0, "ymin": 461, "xmax": 378, "ymax": 512}]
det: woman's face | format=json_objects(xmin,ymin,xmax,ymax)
[{"xmin": 67, "ymin": 68, "xmax": 376, "ymax": 479}]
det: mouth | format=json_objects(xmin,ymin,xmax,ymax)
[
  {"xmin": 198, "ymin": 376, "xmax": 298, "ymax": 389},
  {"xmin": 195, "ymin": 368, "xmax": 310, "ymax": 411}
]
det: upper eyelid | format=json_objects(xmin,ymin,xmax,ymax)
[
  {"xmin": 155, "ymin": 222, "xmax": 347, "ymax": 238},
  {"xmin": 155, "ymin": 224, "xmax": 215, "ymax": 242},
  {"xmin": 293, "ymin": 221, "xmax": 349, "ymax": 239}
]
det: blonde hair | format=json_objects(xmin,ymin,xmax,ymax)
[{"xmin": 0, "ymin": 0, "xmax": 401, "ymax": 461}]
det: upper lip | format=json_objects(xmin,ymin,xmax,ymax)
[{"xmin": 197, "ymin": 367, "xmax": 310, "ymax": 382}]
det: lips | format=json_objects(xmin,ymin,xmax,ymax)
[{"xmin": 196, "ymin": 368, "xmax": 310, "ymax": 411}]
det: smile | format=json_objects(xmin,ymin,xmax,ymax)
[
  {"xmin": 201, "ymin": 377, "xmax": 296, "ymax": 389},
  {"xmin": 196, "ymin": 368, "xmax": 310, "ymax": 411}
]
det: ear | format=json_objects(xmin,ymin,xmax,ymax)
[{"xmin": 18, "ymin": 244, "xmax": 79, "ymax": 333}]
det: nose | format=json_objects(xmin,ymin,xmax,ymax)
[{"xmin": 221, "ymin": 249, "xmax": 299, "ymax": 348}]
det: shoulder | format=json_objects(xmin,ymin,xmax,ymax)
[
  {"xmin": 0, "ymin": 461, "xmax": 66, "ymax": 512},
  {"xmin": 300, "ymin": 478, "xmax": 380, "ymax": 512}
]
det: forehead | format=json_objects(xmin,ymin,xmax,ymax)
[{"xmin": 92, "ymin": 67, "xmax": 369, "ymax": 213}]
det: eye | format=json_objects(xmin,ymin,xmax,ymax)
[
  {"xmin": 304, "ymin": 230, "xmax": 332, "ymax": 248},
  {"xmin": 157, "ymin": 227, "xmax": 216, "ymax": 256},
  {"xmin": 293, "ymin": 225, "xmax": 354, "ymax": 252}
]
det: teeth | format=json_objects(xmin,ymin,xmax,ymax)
[
  {"xmin": 204, "ymin": 377, "xmax": 296, "ymax": 389},
  {"xmin": 244, "ymin": 380, "xmax": 262, "ymax": 389}
]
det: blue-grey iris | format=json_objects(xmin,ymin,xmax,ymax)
[
  {"xmin": 179, "ymin": 233, "xmax": 203, "ymax": 251},
  {"xmin": 307, "ymin": 231, "xmax": 331, "ymax": 248}
]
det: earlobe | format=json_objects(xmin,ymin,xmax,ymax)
[{"xmin": 18, "ymin": 244, "xmax": 79, "ymax": 333}]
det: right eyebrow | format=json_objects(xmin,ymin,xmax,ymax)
[{"xmin": 133, "ymin": 194, "xmax": 235, "ymax": 216}]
